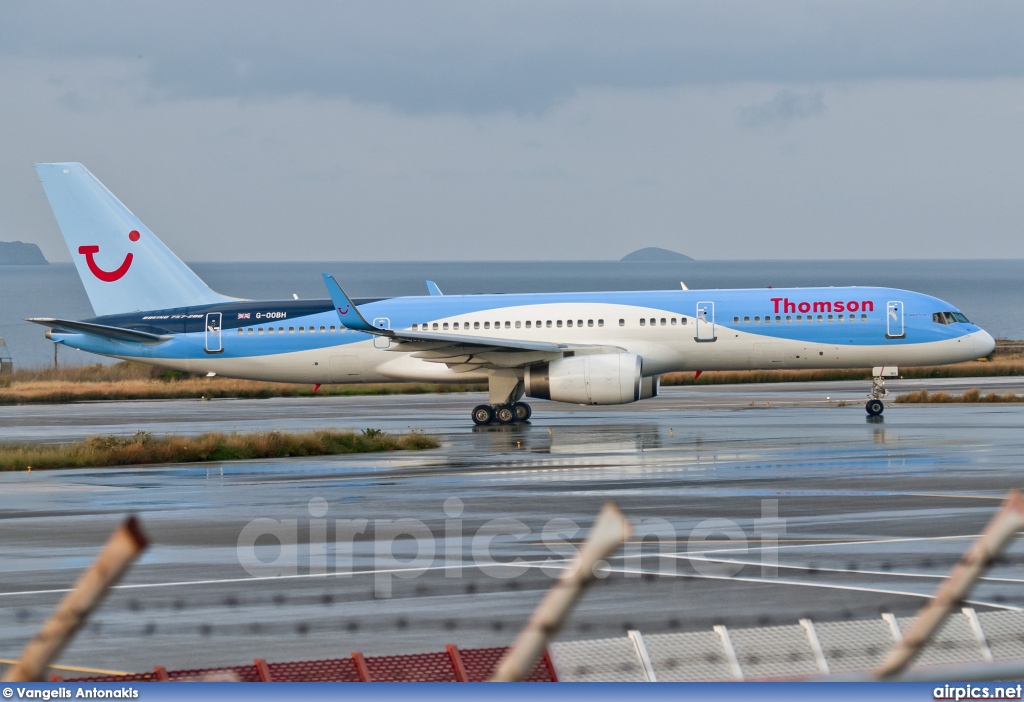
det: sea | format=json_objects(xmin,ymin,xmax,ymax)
[{"xmin": 1, "ymin": 259, "xmax": 1022, "ymax": 369}]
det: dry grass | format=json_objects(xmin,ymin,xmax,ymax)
[
  {"xmin": 662, "ymin": 359, "xmax": 1024, "ymax": 387},
  {"xmin": 0, "ymin": 361, "xmax": 484, "ymax": 404},
  {"xmin": 1, "ymin": 341, "xmax": 1021, "ymax": 403},
  {"xmin": 894, "ymin": 389, "xmax": 1024, "ymax": 404},
  {"xmin": 0, "ymin": 428, "xmax": 440, "ymax": 471}
]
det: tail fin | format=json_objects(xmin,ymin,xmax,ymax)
[{"xmin": 34, "ymin": 163, "xmax": 235, "ymax": 316}]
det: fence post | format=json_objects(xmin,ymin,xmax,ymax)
[
  {"xmin": 351, "ymin": 652, "xmax": 372, "ymax": 682},
  {"xmin": 2, "ymin": 517, "xmax": 148, "ymax": 683},
  {"xmin": 446, "ymin": 645, "xmax": 469, "ymax": 682},
  {"xmin": 490, "ymin": 502, "xmax": 632, "ymax": 682},
  {"xmin": 254, "ymin": 658, "xmax": 272, "ymax": 682},
  {"xmin": 875, "ymin": 490, "xmax": 1024, "ymax": 679}
]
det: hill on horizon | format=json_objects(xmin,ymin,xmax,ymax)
[{"xmin": 620, "ymin": 247, "xmax": 693, "ymax": 262}]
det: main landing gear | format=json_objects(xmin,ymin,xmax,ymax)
[{"xmin": 472, "ymin": 402, "xmax": 532, "ymax": 426}]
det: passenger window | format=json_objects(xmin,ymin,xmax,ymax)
[
  {"xmin": 484, "ymin": 322, "xmax": 490, "ymax": 329},
  {"xmin": 680, "ymin": 318, "xmax": 686, "ymax": 325},
  {"xmin": 817, "ymin": 315, "xmax": 823, "ymax": 322},
  {"xmin": 599, "ymin": 319, "xmax": 605, "ymax": 327},
  {"xmin": 796, "ymin": 316, "xmax": 802, "ymax": 322},
  {"xmin": 827, "ymin": 315, "xmax": 833, "ymax": 322},
  {"xmin": 754, "ymin": 316, "xmax": 760, "ymax": 324},
  {"xmin": 660, "ymin": 318, "xmax": 666, "ymax": 326},
  {"xmin": 258, "ymin": 327, "xmax": 264, "ymax": 335},
  {"xmin": 743, "ymin": 316, "xmax": 750, "ymax": 323},
  {"xmin": 775, "ymin": 316, "xmax": 781, "ymax": 323},
  {"xmin": 268, "ymin": 328, "xmax": 275, "ymax": 335},
  {"xmin": 474, "ymin": 322, "xmax": 480, "ymax": 330},
  {"xmin": 861, "ymin": 314, "xmax": 868, "ymax": 321},
  {"xmin": 237, "ymin": 328, "xmax": 243, "ymax": 335},
  {"xmin": 786, "ymin": 316, "xmax": 792, "ymax": 323},
  {"xmin": 618, "ymin": 319, "xmax": 624, "ymax": 326},
  {"xmin": 578, "ymin": 320, "xmax": 583, "ymax": 327},
  {"xmin": 412, "ymin": 324, "xmax": 418, "ymax": 330},
  {"xmin": 536, "ymin": 320, "xmax": 542, "ymax": 328},
  {"xmin": 546, "ymin": 320, "xmax": 552, "ymax": 328},
  {"xmin": 248, "ymin": 328, "xmax": 253, "ymax": 334},
  {"xmin": 505, "ymin": 321, "xmax": 511, "ymax": 329},
  {"xmin": 764, "ymin": 317, "xmax": 770, "ymax": 324},
  {"xmin": 671, "ymin": 318, "xmax": 677, "ymax": 326},
  {"xmin": 650, "ymin": 318, "xmax": 656, "ymax": 326},
  {"xmin": 557, "ymin": 320, "xmax": 563, "ymax": 327},
  {"xmin": 330, "ymin": 326, "xmax": 336, "ymax": 333},
  {"xmin": 640, "ymin": 319, "xmax": 646, "ymax": 326},
  {"xmin": 515, "ymin": 321, "xmax": 521, "ymax": 328},
  {"xmin": 525, "ymin": 321, "xmax": 531, "ymax": 328},
  {"xmin": 443, "ymin": 323, "xmax": 449, "ymax": 330},
  {"xmin": 453, "ymin": 323, "xmax": 459, "ymax": 330},
  {"xmin": 279, "ymin": 327, "xmax": 284, "ymax": 334},
  {"xmin": 289, "ymin": 327, "xmax": 295, "ymax": 334},
  {"xmin": 567, "ymin": 320, "xmax": 573, "ymax": 327}
]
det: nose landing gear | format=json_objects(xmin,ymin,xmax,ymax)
[{"xmin": 866, "ymin": 366, "xmax": 897, "ymax": 416}]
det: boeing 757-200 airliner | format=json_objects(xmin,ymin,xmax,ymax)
[{"xmin": 28, "ymin": 163, "xmax": 995, "ymax": 424}]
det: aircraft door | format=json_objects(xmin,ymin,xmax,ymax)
[
  {"xmin": 373, "ymin": 318, "xmax": 391, "ymax": 349},
  {"xmin": 886, "ymin": 301, "xmax": 905, "ymax": 339},
  {"xmin": 695, "ymin": 302, "xmax": 716, "ymax": 341},
  {"xmin": 204, "ymin": 312, "xmax": 223, "ymax": 354}
]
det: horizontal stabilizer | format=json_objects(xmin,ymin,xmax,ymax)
[{"xmin": 27, "ymin": 318, "xmax": 172, "ymax": 344}]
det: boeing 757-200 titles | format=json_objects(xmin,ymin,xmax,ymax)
[{"xmin": 29, "ymin": 163, "xmax": 994, "ymax": 424}]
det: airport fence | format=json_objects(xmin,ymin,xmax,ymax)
[{"xmin": 50, "ymin": 607, "xmax": 1024, "ymax": 682}]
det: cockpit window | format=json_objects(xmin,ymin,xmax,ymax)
[{"xmin": 933, "ymin": 311, "xmax": 971, "ymax": 324}]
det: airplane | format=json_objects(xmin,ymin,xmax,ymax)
[{"xmin": 28, "ymin": 162, "xmax": 995, "ymax": 425}]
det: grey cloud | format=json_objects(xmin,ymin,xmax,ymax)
[
  {"xmin": 2, "ymin": 1, "xmax": 1024, "ymax": 114},
  {"xmin": 739, "ymin": 89, "xmax": 825, "ymax": 128}
]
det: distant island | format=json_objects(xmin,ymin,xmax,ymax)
[
  {"xmin": 0, "ymin": 241, "xmax": 48, "ymax": 265},
  {"xmin": 621, "ymin": 247, "xmax": 693, "ymax": 262}
]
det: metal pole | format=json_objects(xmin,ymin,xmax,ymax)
[
  {"xmin": 874, "ymin": 490, "xmax": 1024, "ymax": 679},
  {"xmin": 490, "ymin": 502, "xmax": 632, "ymax": 682},
  {"xmin": 2, "ymin": 516, "xmax": 148, "ymax": 682}
]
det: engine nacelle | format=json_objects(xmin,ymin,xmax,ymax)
[{"xmin": 525, "ymin": 353, "xmax": 643, "ymax": 405}]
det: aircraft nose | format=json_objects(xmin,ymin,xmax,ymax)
[{"xmin": 974, "ymin": 329, "xmax": 996, "ymax": 358}]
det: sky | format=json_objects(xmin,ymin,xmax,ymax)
[{"xmin": 1, "ymin": 1, "xmax": 1023, "ymax": 262}]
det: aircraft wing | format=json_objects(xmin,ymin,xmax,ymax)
[
  {"xmin": 27, "ymin": 317, "xmax": 173, "ymax": 344},
  {"xmin": 321, "ymin": 274, "xmax": 621, "ymax": 371}
]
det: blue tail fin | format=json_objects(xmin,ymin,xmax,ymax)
[{"xmin": 34, "ymin": 163, "xmax": 235, "ymax": 316}]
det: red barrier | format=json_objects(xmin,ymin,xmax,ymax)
[{"xmin": 61, "ymin": 645, "xmax": 559, "ymax": 683}]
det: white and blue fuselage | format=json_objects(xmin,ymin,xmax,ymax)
[
  {"xmin": 52, "ymin": 287, "xmax": 992, "ymax": 384},
  {"xmin": 29, "ymin": 162, "xmax": 995, "ymax": 424}
]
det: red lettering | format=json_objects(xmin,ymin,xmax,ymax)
[
  {"xmin": 862, "ymin": 300, "xmax": 874, "ymax": 312},
  {"xmin": 834, "ymin": 301, "xmax": 845, "ymax": 312},
  {"xmin": 784, "ymin": 298, "xmax": 796, "ymax": 313},
  {"xmin": 813, "ymin": 301, "xmax": 832, "ymax": 313},
  {"xmin": 847, "ymin": 301, "xmax": 859, "ymax": 312},
  {"xmin": 798, "ymin": 302, "xmax": 810, "ymax": 313},
  {"xmin": 771, "ymin": 297, "xmax": 784, "ymax": 314}
]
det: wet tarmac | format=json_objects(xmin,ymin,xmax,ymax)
[{"xmin": 3, "ymin": 376, "xmax": 1024, "ymax": 673}]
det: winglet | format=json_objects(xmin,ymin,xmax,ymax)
[
  {"xmin": 321, "ymin": 274, "xmax": 378, "ymax": 333},
  {"xmin": 426, "ymin": 280, "xmax": 443, "ymax": 296}
]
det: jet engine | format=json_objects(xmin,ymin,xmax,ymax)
[{"xmin": 525, "ymin": 353, "xmax": 647, "ymax": 405}]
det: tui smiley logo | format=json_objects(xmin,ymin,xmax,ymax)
[{"xmin": 79, "ymin": 230, "xmax": 139, "ymax": 282}]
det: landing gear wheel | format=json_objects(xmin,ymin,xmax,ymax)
[
  {"xmin": 866, "ymin": 399, "xmax": 884, "ymax": 416},
  {"xmin": 495, "ymin": 404, "xmax": 516, "ymax": 424},
  {"xmin": 472, "ymin": 404, "xmax": 495, "ymax": 426},
  {"xmin": 512, "ymin": 402, "xmax": 532, "ymax": 422}
]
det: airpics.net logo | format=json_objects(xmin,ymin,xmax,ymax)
[{"xmin": 235, "ymin": 497, "xmax": 786, "ymax": 597}]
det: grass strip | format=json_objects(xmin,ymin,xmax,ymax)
[
  {"xmin": 894, "ymin": 389, "xmax": 1024, "ymax": 404},
  {"xmin": 0, "ymin": 429, "xmax": 439, "ymax": 471}
]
